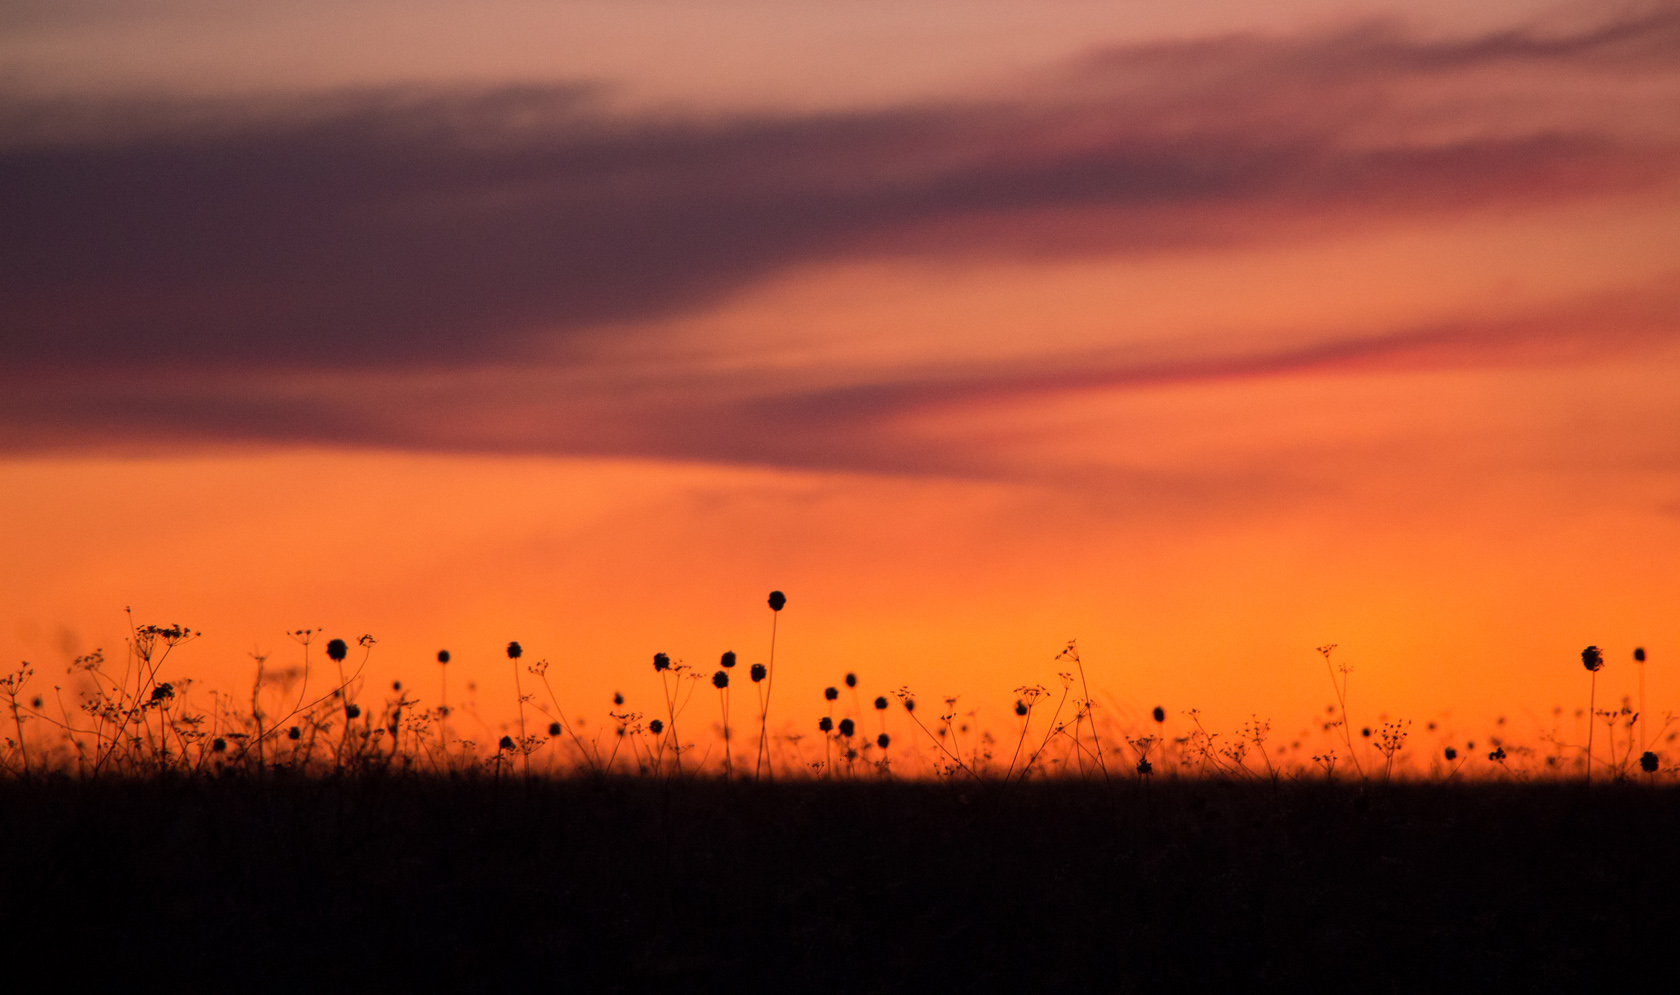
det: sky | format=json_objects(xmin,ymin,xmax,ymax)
[{"xmin": 2, "ymin": 0, "xmax": 1677, "ymax": 768}]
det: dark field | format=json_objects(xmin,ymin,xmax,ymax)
[{"xmin": 4, "ymin": 776, "xmax": 1676, "ymax": 991}]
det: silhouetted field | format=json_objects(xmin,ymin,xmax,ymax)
[{"xmin": 4, "ymin": 774, "xmax": 1675, "ymax": 991}]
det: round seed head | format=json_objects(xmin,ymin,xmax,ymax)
[
  {"xmin": 499, "ymin": 735, "xmax": 514, "ymax": 751},
  {"xmin": 614, "ymin": 692, "xmax": 624, "ymax": 705},
  {"xmin": 1444, "ymin": 747, "xmax": 1457, "ymax": 760},
  {"xmin": 1014, "ymin": 700, "xmax": 1028, "ymax": 717},
  {"xmin": 287, "ymin": 726, "xmax": 301, "ymax": 740},
  {"xmin": 767, "ymin": 590, "xmax": 786, "ymax": 611},
  {"xmin": 437, "ymin": 649, "xmax": 450, "ymax": 664},
  {"xmin": 548, "ymin": 722, "xmax": 562, "ymax": 737},
  {"xmin": 1582, "ymin": 645, "xmax": 1604, "ymax": 672},
  {"xmin": 506, "ymin": 641, "xmax": 523, "ymax": 660},
  {"xmin": 212, "ymin": 737, "xmax": 227, "ymax": 752},
  {"xmin": 654, "ymin": 652, "xmax": 671, "ymax": 672},
  {"xmin": 1635, "ymin": 647, "xmax": 1647, "ymax": 662},
  {"xmin": 1361, "ymin": 727, "xmax": 1371, "ymax": 737},
  {"xmin": 1641, "ymin": 750, "xmax": 1659, "ymax": 773},
  {"xmin": 713, "ymin": 670, "xmax": 729, "ymax": 689},
  {"xmin": 1152, "ymin": 706, "xmax": 1166, "ymax": 723},
  {"xmin": 649, "ymin": 718, "xmax": 664, "ymax": 734},
  {"xmin": 392, "ymin": 680, "xmax": 402, "ymax": 691},
  {"xmin": 818, "ymin": 716, "xmax": 833, "ymax": 732},
  {"xmin": 750, "ymin": 663, "xmax": 766, "ymax": 682},
  {"xmin": 839, "ymin": 718, "xmax": 854, "ymax": 737},
  {"xmin": 824, "ymin": 686, "xmax": 839, "ymax": 701},
  {"xmin": 904, "ymin": 698, "xmax": 915, "ymax": 713},
  {"xmin": 721, "ymin": 650, "xmax": 736, "ymax": 668},
  {"xmin": 345, "ymin": 704, "xmax": 361, "ymax": 720},
  {"xmin": 876, "ymin": 733, "xmax": 890, "ymax": 749},
  {"xmin": 1136, "ymin": 758, "xmax": 1153, "ymax": 775},
  {"xmin": 326, "ymin": 638, "xmax": 348, "ymax": 662},
  {"xmin": 845, "ymin": 672, "xmax": 857, "ymax": 687}
]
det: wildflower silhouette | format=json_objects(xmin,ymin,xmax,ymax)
[
  {"xmin": 1584, "ymin": 645, "xmax": 1604, "ymax": 784},
  {"xmin": 756, "ymin": 591, "xmax": 786, "ymax": 781}
]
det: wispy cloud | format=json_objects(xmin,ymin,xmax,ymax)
[
  {"xmin": 4, "ymin": 9, "xmax": 1678, "ymax": 370},
  {"xmin": 3, "ymin": 7, "xmax": 1680, "ymax": 479}
]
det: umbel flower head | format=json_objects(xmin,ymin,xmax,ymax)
[
  {"xmin": 1582, "ymin": 646, "xmax": 1604, "ymax": 672},
  {"xmin": 767, "ymin": 590, "xmax": 787, "ymax": 612},
  {"xmin": 506, "ymin": 641, "xmax": 523, "ymax": 660},
  {"xmin": 721, "ymin": 651, "xmax": 737, "ymax": 669},
  {"xmin": 326, "ymin": 638, "xmax": 348, "ymax": 662},
  {"xmin": 713, "ymin": 670, "xmax": 729, "ymax": 689},
  {"xmin": 654, "ymin": 652, "xmax": 671, "ymax": 672},
  {"xmin": 750, "ymin": 663, "xmax": 766, "ymax": 682}
]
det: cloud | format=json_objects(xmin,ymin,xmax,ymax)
[{"xmin": 3, "ymin": 9, "xmax": 1679, "ymax": 374}]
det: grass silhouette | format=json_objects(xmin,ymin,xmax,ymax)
[{"xmin": 0, "ymin": 599, "xmax": 1673, "ymax": 987}]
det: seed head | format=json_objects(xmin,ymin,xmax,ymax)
[
  {"xmin": 1014, "ymin": 700, "xmax": 1028, "ymax": 717},
  {"xmin": 818, "ymin": 716, "xmax": 833, "ymax": 732},
  {"xmin": 1641, "ymin": 751, "xmax": 1659, "ymax": 773},
  {"xmin": 506, "ymin": 641, "xmax": 522, "ymax": 660},
  {"xmin": 614, "ymin": 692, "xmax": 624, "ymax": 705},
  {"xmin": 649, "ymin": 718, "xmax": 664, "ymax": 735},
  {"xmin": 326, "ymin": 639, "xmax": 348, "ymax": 662},
  {"xmin": 211, "ymin": 737, "xmax": 227, "ymax": 753},
  {"xmin": 437, "ymin": 649, "xmax": 450, "ymax": 664},
  {"xmin": 548, "ymin": 722, "xmax": 562, "ymax": 737},
  {"xmin": 767, "ymin": 590, "xmax": 786, "ymax": 611},
  {"xmin": 874, "ymin": 696, "xmax": 888, "ymax": 710},
  {"xmin": 1635, "ymin": 647, "xmax": 1647, "ymax": 662},
  {"xmin": 845, "ymin": 672, "xmax": 857, "ymax": 687},
  {"xmin": 499, "ymin": 735, "xmax": 514, "ymax": 751},
  {"xmin": 1152, "ymin": 706, "xmax": 1166, "ymax": 723},
  {"xmin": 750, "ymin": 663, "xmax": 766, "ymax": 682},
  {"xmin": 721, "ymin": 650, "xmax": 737, "ymax": 668},
  {"xmin": 904, "ymin": 698, "xmax": 915, "ymax": 713},
  {"xmin": 1582, "ymin": 645, "xmax": 1604, "ymax": 672},
  {"xmin": 876, "ymin": 733, "xmax": 890, "ymax": 749},
  {"xmin": 345, "ymin": 704, "xmax": 361, "ymax": 720},
  {"xmin": 839, "ymin": 718, "xmax": 855, "ymax": 737},
  {"xmin": 1444, "ymin": 747, "xmax": 1457, "ymax": 761},
  {"xmin": 287, "ymin": 726, "xmax": 300, "ymax": 740},
  {"xmin": 1136, "ymin": 758, "xmax": 1153, "ymax": 775},
  {"xmin": 392, "ymin": 680, "xmax": 402, "ymax": 691},
  {"xmin": 1361, "ymin": 727, "xmax": 1371, "ymax": 738},
  {"xmin": 824, "ymin": 686, "xmax": 839, "ymax": 701},
  {"xmin": 654, "ymin": 652, "xmax": 671, "ymax": 672},
  {"xmin": 713, "ymin": 670, "xmax": 729, "ymax": 689}
]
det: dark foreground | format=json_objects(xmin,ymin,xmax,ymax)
[{"xmin": 3, "ymin": 775, "xmax": 1676, "ymax": 991}]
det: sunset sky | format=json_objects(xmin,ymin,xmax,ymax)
[{"xmin": 3, "ymin": 1, "xmax": 1677, "ymax": 762}]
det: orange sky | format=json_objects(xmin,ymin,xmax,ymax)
[{"xmin": 2, "ymin": 1, "xmax": 1678, "ymax": 770}]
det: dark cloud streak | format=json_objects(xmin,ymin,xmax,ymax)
[{"xmin": 3, "ymin": 11, "xmax": 1679, "ymax": 371}]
